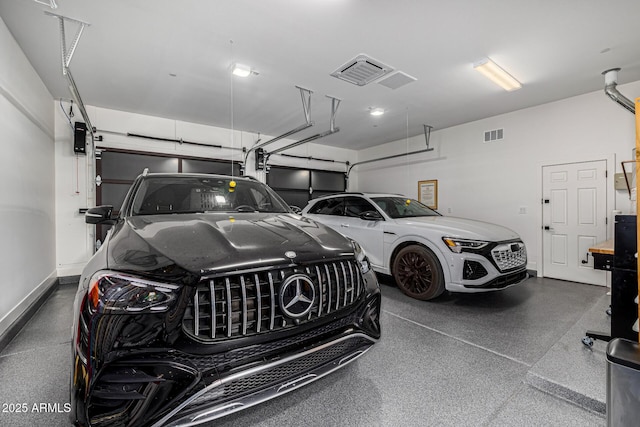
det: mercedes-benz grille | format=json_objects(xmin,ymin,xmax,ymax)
[{"xmin": 183, "ymin": 259, "xmax": 364, "ymax": 341}]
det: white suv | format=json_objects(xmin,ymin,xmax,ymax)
[{"xmin": 302, "ymin": 193, "xmax": 528, "ymax": 300}]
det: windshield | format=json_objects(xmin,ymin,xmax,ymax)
[
  {"xmin": 372, "ymin": 196, "xmax": 441, "ymax": 219},
  {"xmin": 131, "ymin": 176, "xmax": 290, "ymax": 215}
]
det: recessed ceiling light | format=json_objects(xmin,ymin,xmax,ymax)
[
  {"xmin": 473, "ymin": 58, "xmax": 522, "ymax": 91},
  {"xmin": 370, "ymin": 107, "xmax": 385, "ymax": 116},
  {"xmin": 232, "ymin": 63, "xmax": 252, "ymax": 77}
]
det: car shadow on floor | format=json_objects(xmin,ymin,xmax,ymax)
[{"xmin": 375, "ymin": 272, "xmax": 536, "ymax": 310}]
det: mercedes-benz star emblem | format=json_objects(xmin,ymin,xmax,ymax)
[{"xmin": 279, "ymin": 274, "xmax": 316, "ymax": 319}]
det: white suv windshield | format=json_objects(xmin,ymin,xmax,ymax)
[{"xmin": 372, "ymin": 197, "xmax": 440, "ymax": 219}]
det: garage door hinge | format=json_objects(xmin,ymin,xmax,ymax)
[{"xmin": 542, "ymin": 198, "xmax": 550, "ymax": 204}]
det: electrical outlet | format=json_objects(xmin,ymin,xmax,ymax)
[{"xmin": 519, "ymin": 207, "xmax": 527, "ymax": 214}]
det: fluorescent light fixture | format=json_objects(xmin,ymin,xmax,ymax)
[
  {"xmin": 370, "ymin": 107, "xmax": 385, "ymax": 116},
  {"xmin": 232, "ymin": 63, "xmax": 251, "ymax": 77},
  {"xmin": 473, "ymin": 58, "xmax": 522, "ymax": 91}
]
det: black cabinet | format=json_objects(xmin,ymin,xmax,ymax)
[{"xmin": 612, "ymin": 215, "xmax": 638, "ymax": 342}]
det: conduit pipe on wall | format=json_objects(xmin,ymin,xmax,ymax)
[
  {"xmin": 94, "ymin": 129, "xmax": 245, "ymax": 152},
  {"xmin": 276, "ymin": 152, "xmax": 349, "ymax": 165},
  {"xmin": 603, "ymin": 68, "xmax": 635, "ymax": 114}
]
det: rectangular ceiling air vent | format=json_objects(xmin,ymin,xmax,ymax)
[
  {"xmin": 377, "ymin": 71, "xmax": 417, "ymax": 90},
  {"xmin": 331, "ymin": 54, "xmax": 394, "ymax": 86},
  {"xmin": 484, "ymin": 128, "xmax": 504, "ymax": 142}
]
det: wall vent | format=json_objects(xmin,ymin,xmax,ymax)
[
  {"xmin": 484, "ymin": 128, "xmax": 504, "ymax": 142},
  {"xmin": 330, "ymin": 54, "xmax": 394, "ymax": 86}
]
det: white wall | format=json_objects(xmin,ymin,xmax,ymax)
[
  {"xmin": 0, "ymin": 17, "xmax": 56, "ymax": 337},
  {"xmin": 353, "ymin": 81, "xmax": 640, "ymax": 274},
  {"xmin": 55, "ymin": 105, "xmax": 357, "ymax": 276}
]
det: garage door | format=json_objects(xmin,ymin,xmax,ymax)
[{"xmin": 266, "ymin": 166, "xmax": 346, "ymax": 210}]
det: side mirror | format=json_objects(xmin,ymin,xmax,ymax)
[
  {"xmin": 86, "ymin": 205, "xmax": 115, "ymax": 225},
  {"xmin": 359, "ymin": 211, "xmax": 383, "ymax": 221},
  {"xmin": 289, "ymin": 205, "xmax": 302, "ymax": 214}
]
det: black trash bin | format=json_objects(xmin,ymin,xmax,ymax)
[{"xmin": 607, "ymin": 338, "xmax": 640, "ymax": 426}]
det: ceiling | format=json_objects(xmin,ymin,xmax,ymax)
[{"xmin": 2, "ymin": 0, "xmax": 640, "ymax": 151}]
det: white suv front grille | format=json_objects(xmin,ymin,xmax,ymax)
[{"xmin": 491, "ymin": 243, "xmax": 526, "ymax": 272}]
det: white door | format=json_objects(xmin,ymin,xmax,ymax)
[{"xmin": 542, "ymin": 160, "xmax": 607, "ymax": 285}]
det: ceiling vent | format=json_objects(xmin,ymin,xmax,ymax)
[
  {"xmin": 378, "ymin": 71, "xmax": 417, "ymax": 90},
  {"xmin": 331, "ymin": 54, "xmax": 394, "ymax": 86},
  {"xmin": 484, "ymin": 128, "xmax": 504, "ymax": 142}
]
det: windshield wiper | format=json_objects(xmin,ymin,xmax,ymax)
[{"xmin": 234, "ymin": 205, "xmax": 257, "ymax": 212}]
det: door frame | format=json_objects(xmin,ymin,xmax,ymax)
[{"xmin": 537, "ymin": 154, "xmax": 615, "ymax": 285}]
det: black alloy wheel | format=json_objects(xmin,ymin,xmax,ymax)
[{"xmin": 392, "ymin": 245, "xmax": 444, "ymax": 300}]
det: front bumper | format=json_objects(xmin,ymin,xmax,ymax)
[
  {"xmin": 71, "ymin": 287, "xmax": 381, "ymax": 427},
  {"xmin": 156, "ymin": 332, "xmax": 376, "ymax": 426},
  {"xmin": 444, "ymin": 240, "xmax": 528, "ymax": 293}
]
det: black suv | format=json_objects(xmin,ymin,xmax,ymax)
[{"xmin": 71, "ymin": 172, "xmax": 381, "ymax": 427}]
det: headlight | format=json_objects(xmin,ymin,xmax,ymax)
[
  {"xmin": 87, "ymin": 271, "xmax": 179, "ymax": 313},
  {"xmin": 442, "ymin": 237, "xmax": 489, "ymax": 253},
  {"xmin": 351, "ymin": 240, "xmax": 371, "ymax": 274}
]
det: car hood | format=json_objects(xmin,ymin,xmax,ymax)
[
  {"xmin": 393, "ymin": 216, "xmax": 520, "ymax": 241},
  {"xmin": 107, "ymin": 213, "xmax": 355, "ymax": 275}
]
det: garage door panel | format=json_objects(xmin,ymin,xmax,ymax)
[
  {"xmin": 182, "ymin": 158, "xmax": 240, "ymax": 175},
  {"xmin": 101, "ymin": 183, "xmax": 131, "ymax": 212},
  {"xmin": 101, "ymin": 151, "xmax": 178, "ymax": 179},
  {"xmin": 268, "ymin": 166, "xmax": 345, "ymax": 208}
]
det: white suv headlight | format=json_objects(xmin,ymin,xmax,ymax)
[{"xmin": 442, "ymin": 237, "xmax": 489, "ymax": 253}]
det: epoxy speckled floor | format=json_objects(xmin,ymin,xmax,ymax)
[{"xmin": 0, "ymin": 276, "xmax": 609, "ymax": 426}]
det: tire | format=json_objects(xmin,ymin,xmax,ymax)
[{"xmin": 392, "ymin": 245, "xmax": 444, "ymax": 300}]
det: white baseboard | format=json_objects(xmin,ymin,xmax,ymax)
[
  {"xmin": 57, "ymin": 264, "xmax": 85, "ymax": 278},
  {"xmin": 0, "ymin": 270, "xmax": 57, "ymax": 339}
]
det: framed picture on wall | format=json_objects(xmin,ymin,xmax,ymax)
[{"xmin": 418, "ymin": 179, "xmax": 438, "ymax": 209}]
